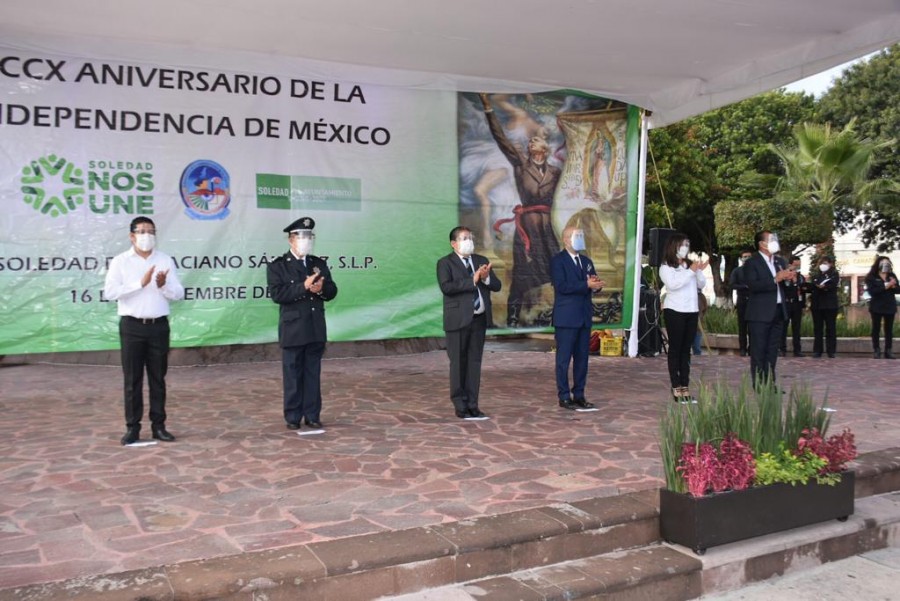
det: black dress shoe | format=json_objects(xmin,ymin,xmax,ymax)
[
  {"xmin": 468, "ymin": 409, "xmax": 489, "ymax": 419},
  {"xmin": 793, "ymin": 352, "xmax": 805, "ymax": 357},
  {"xmin": 739, "ymin": 350, "xmax": 747, "ymax": 357},
  {"xmin": 286, "ymin": 422, "xmax": 301, "ymax": 430},
  {"xmin": 120, "ymin": 428, "xmax": 140, "ymax": 445},
  {"xmin": 813, "ymin": 353, "xmax": 822, "ymax": 358},
  {"xmin": 827, "ymin": 353, "xmax": 835, "ymax": 358},
  {"xmin": 304, "ymin": 418, "xmax": 323, "ymax": 429},
  {"xmin": 573, "ymin": 398, "xmax": 595, "ymax": 409},
  {"xmin": 455, "ymin": 410, "xmax": 469, "ymax": 419},
  {"xmin": 886, "ymin": 351, "xmax": 896, "ymax": 360},
  {"xmin": 558, "ymin": 399, "xmax": 576, "ymax": 410},
  {"xmin": 152, "ymin": 426, "xmax": 176, "ymax": 442}
]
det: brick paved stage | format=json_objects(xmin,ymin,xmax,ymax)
[{"xmin": 1, "ymin": 345, "xmax": 898, "ymax": 590}]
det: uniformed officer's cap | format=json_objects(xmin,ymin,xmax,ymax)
[{"xmin": 284, "ymin": 217, "xmax": 315, "ymax": 233}]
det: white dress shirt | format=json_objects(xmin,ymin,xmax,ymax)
[
  {"xmin": 457, "ymin": 253, "xmax": 487, "ymax": 315},
  {"xmin": 103, "ymin": 247, "xmax": 185, "ymax": 318},
  {"xmin": 660, "ymin": 263, "xmax": 706, "ymax": 313}
]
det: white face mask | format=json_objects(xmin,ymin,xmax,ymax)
[
  {"xmin": 677, "ymin": 244, "xmax": 690, "ymax": 259},
  {"xmin": 457, "ymin": 238, "xmax": 475, "ymax": 257},
  {"xmin": 571, "ymin": 231, "xmax": 586, "ymax": 252},
  {"xmin": 134, "ymin": 233, "xmax": 155, "ymax": 252},
  {"xmin": 819, "ymin": 263, "xmax": 830, "ymax": 273},
  {"xmin": 292, "ymin": 238, "xmax": 314, "ymax": 257},
  {"xmin": 880, "ymin": 261, "xmax": 891, "ymax": 273},
  {"xmin": 765, "ymin": 236, "xmax": 780, "ymax": 255}
]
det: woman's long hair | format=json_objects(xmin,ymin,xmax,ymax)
[
  {"xmin": 866, "ymin": 255, "xmax": 892, "ymax": 280},
  {"xmin": 662, "ymin": 233, "xmax": 690, "ymax": 269}
]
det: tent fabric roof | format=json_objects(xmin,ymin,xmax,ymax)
[{"xmin": 3, "ymin": 0, "xmax": 900, "ymax": 126}]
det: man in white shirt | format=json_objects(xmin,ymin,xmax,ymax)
[{"xmin": 103, "ymin": 217, "xmax": 184, "ymax": 445}]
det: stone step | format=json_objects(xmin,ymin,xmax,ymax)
[
  {"xmin": 5, "ymin": 449, "xmax": 899, "ymax": 601},
  {"xmin": 382, "ymin": 491, "xmax": 900, "ymax": 601}
]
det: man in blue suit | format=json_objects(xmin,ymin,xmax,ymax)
[{"xmin": 551, "ymin": 226, "xmax": 605, "ymax": 410}]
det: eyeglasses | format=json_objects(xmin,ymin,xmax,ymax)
[{"xmin": 289, "ymin": 231, "xmax": 315, "ymax": 239}]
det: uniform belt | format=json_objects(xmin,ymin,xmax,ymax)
[{"xmin": 122, "ymin": 315, "xmax": 168, "ymax": 324}]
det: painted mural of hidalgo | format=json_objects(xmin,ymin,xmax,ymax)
[{"xmin": 479, "ymin": 93, "xmax": 560, "ymax": 328}]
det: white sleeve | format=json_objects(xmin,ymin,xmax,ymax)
[
  {"xmin": 659, "ymin": 264, "xmax": 695, "ymax": 292},
  {"xmin": 102, "ymin": 255, "xmax": 142, "ymax": 301},
  {"xmin": 160, "ymin": 256, "xmax": 185, "ymax": 301}
]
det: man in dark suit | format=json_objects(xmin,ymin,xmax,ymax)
[
  {"xmin": 551, "ymin": 226, "xmax": 605, "ymax": 410},
  {"xmin": 267, "ymin": 217, "xmax": 338, "ymax": 430},
  {"xmin": 743, "ymin": 231, "xmax": 796, "ymax": 386},
  {"xmin": 729, "ymin": 249, "xmax": 753, "ymax": 356},
  {"xmin": 437, "ymin": 226, "xmax": 502, "ymax": 419},
  {"xmin": 781, "ymin": 255, "xmax": 807, "ymax": 357}
]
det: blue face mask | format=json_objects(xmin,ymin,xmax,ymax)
[{"xmin": 571, "ymin": 232, "xmax": 586, "ymax": 252}]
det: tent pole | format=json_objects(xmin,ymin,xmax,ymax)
[{"xmin": 627, "ymin": 111, "xmax": 651, "ymax": 358}]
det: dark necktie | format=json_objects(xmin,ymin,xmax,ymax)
[
  {"xmin": 575, "ymin": 255, "xmax": 583, "ymax": 275},
  {"xmin": 466, "ymin": 258, "xmax": 482, "ymax": 312}
]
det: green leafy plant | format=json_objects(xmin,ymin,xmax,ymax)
[
  {"xmin": 659, "ymin": 377, "xmax": 851, "ymax": 494},
  {"xmin": 755, "ymin": 446, "xmax": 837, "ymax": 486}
]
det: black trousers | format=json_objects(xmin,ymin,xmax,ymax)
[
  {"xmin": 119, "ymin": 316, "xmax": 170, "ymax": 430},
  {"xmin": 781, "ymin": 302, "xmax": 803, "ymax": 353},
  {"xmin": 664, "ymin": 309, "xmax": 698, "ymax": 388},
  {"xmin": 282, "ymin": 341, "xmax": 326, "ymax": 424},
  {"xmin": 871, "ymin": 312, "xmax": 895, "ymax": 351},
  {"xmin": 748, "ymin": 308, "xmax": 784, "ymax": 386},
  {"xmin": 445, "ymin": 313, "xmax": 487, "ymax": 412},
  {"xmin": 735, "ymin": 300, "xmax": 750, "ymax": 353},
  {"xmin": 812, "ymin": 309, "xmax": 838, "ymax": 356}
]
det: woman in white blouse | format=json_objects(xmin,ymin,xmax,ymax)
[{"xmin": 659, "ymin": 233, "xmax": 708, "ymax": 402}]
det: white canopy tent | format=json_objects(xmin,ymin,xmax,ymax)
[
  {"xmin": 4, "ymin": 0, "xmax": 898, "ymax": 126},
  {"xmin": 4, "ymin": 0, "xmax": 899, "ymax": 355}
]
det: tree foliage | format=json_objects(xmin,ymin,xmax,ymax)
[
  {"xmin": 645, "ymin": 91, "xmax": 813, "ymax": 300},
  {"xmin": 715, "ymin": 198, "xmax": 833, "ymax": 254},
  {"xmin": 817, "ymin": 45, "xmax": 900, "ymax": 250}
]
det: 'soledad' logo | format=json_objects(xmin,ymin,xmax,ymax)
[
  {"xmin": 19, "ymin": 154, "xmax": 155, "ymax": 217},
  {"xmin": 20, "ymin": 155, "xmax": 85, "ymax": 217}
]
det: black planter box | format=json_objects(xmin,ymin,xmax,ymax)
[{"xmin": 659, "ymin": 470, "xmax": 855, "ymax": 554}]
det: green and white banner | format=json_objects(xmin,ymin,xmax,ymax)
[{"xmin": 0, "ymin": 40, "xmax": 638, "ymax": 355}]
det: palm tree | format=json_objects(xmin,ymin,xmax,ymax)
[{"xmin": 769, "ymin": 119, "xmax": 896, "ymax": 210}]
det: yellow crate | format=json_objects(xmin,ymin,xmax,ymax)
[{"xmin": 600, "ymin": 337, "xmax": 623, "ymax": 356}]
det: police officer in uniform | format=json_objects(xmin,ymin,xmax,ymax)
[{"xmin": 267, "ymin": 217, "xmax": 338, "ymax": 429}]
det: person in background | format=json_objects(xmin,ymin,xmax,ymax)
[
  {"xmin": 865, "ymin": 255, "xmax": 899, "ymax": 359},
  {"xmin": 267, "ymin": 217, "xmax": 338, "ymax": 430},
  {"xmin": 743, "ymin": 231, "xmax": 795, "ymax": 387},
  {"xmin": 551, "ymin": 226, "xmax": 605, "ymax": 410},
  {"xmin": 807, "ymin": 255, "xmax": 840, "ymax": 359},
  {"xmin": 437, "ymin": 226, "xmax": 502, "ymax": 419},
  {"xmin": 103, "ymin": 216, "xmax": 185, "ymax": 445},
  {"xmin": 729, "ymin": 249, "xmax": 753, "ymax": 357},
  {"xmin": 659, "ymin": 233, "xmax": 707, "ymax": 402},
  {"xmin": 691, "ymin": 289, "xmax": 708, "ymax": 356},
  {"xmin": 781, "ymin": 255, "xmax": 807, "ymax": 357}
]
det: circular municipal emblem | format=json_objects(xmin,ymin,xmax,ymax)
[
  {"xmin": 180, "ymin": 160, "xmax": 231, "ymax": 220},
  {"xmin": 19, "ymin": 154, "xmax": 85, "ymax": 218}
]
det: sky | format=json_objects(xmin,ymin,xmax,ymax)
[{"xmin": 782, "ymin": 53, "xmax": 876, "ymax": 96}]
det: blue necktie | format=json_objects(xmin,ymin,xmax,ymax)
[{"xmin": 466, "ymin": 258, "xmax": 482, "ymax": 312}]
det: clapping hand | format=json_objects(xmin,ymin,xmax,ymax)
[
  {"xmin": 141, "ymin": 265, "xmax": 156, "ymax": 288},
  {"xmin": 690, "ymin": 259, "xmax": 709, "ymax": 272},
  {"xmin": 588, "ymin": 274, "xmax": 605, "ymax": 291},
  {"xmin": 473, "ymin": 263, "xmax": 491, "ymax": 283},
  {"xmin": 155, "ymin": 269, "xmax": 168, "ymax": 288}
]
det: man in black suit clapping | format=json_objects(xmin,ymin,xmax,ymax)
[
  {"xmin": 743, "ymin": 231, "xmax": 796, "ymax": 387},
  {"xmin": 437, "ymin": 227, "xmax": 502, "ymax": 420}
]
